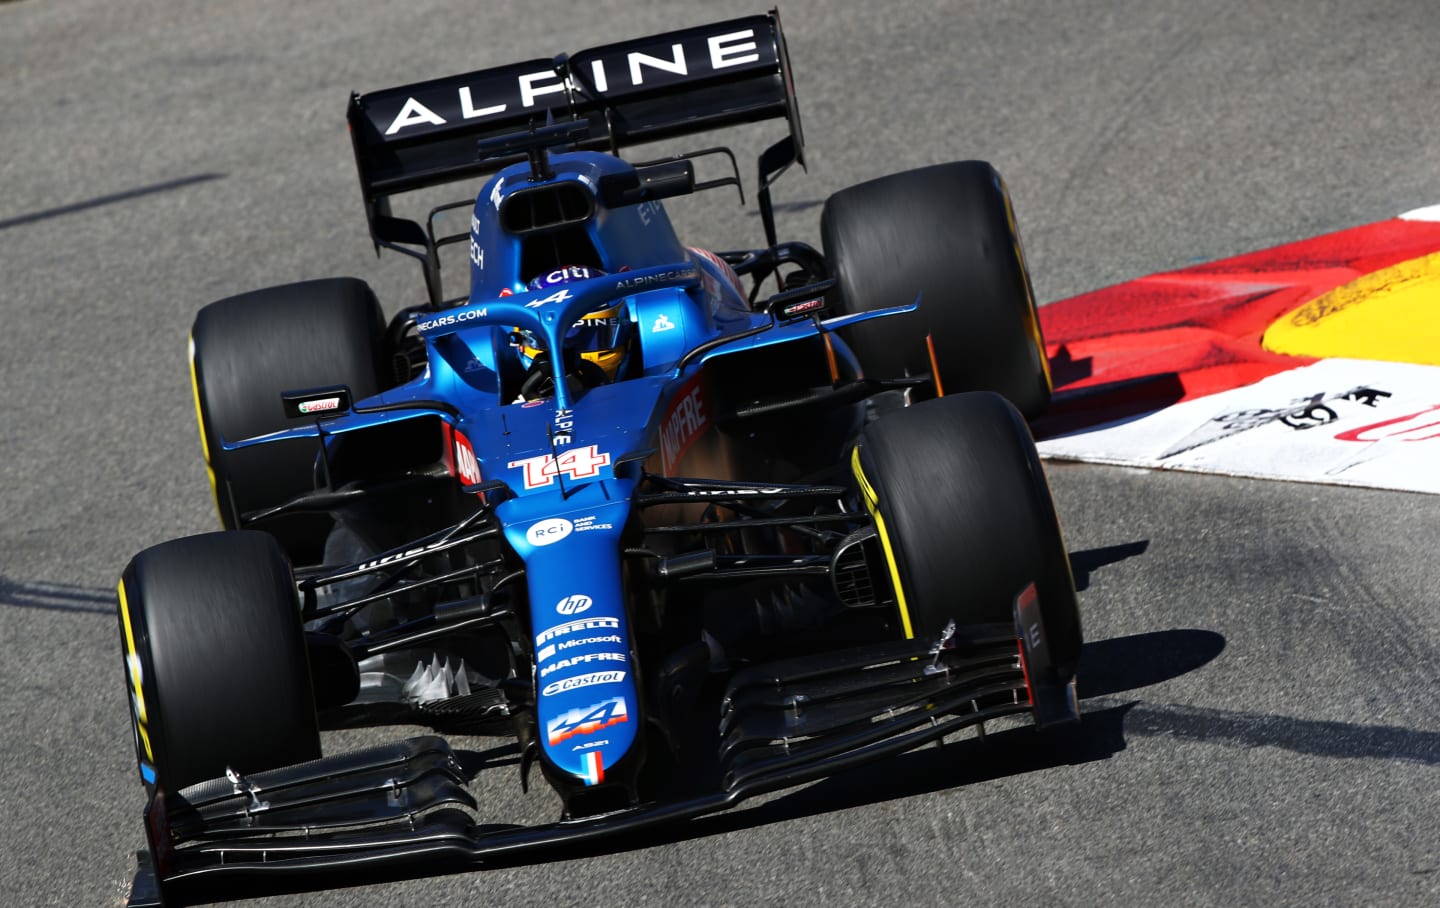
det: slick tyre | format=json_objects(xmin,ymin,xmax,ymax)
[
  {"xmin": 118, "ymin": 531, "xmax": 320, "ymax": 792},
  {"xmin": 191, "ymin": 278, "xmax": 388, "ymax": 563},
  {"xmin": 821, "ymin": 161, "xmax": 1051, "ymax": 418},
  {"xmin": 852, "ymin": 392, "xmax": 1081, "ymax": 678}
]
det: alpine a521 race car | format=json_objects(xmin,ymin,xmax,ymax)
[{"xmin": 117, "ymin": 11, "xmax": 1082, "ymax": 905}]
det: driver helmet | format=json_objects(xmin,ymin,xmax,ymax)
[{"xmin": 515, "ymin": 266, "xmax": 631, "ymax": 381}]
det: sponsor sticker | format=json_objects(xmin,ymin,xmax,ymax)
[
  {"xmin": 298, "ymin": 396, "xmax": 341, "ymax": 414},
  {"xmin": 525, "ymin": 288, "xmax": 572, "ymax": 309},
  {"xmin": 555, "ymin": 594, "xmax": 593, "ymax": 616},
  {"xmin": 557, "ymin": 634, "xmax": 623, "ymax": 651},
  {"xmin": 527, "ymin": 517, "xmax": 573, "ymax": 547},
  {"xmin": 541, "ymin": 670, "xmax": 625, "ymax": 697},
  {"xmin": 652, "ymin": 313, "xmax": 675, "ymax": 333},
  {"xmin": 453, "ymin": 429, "xmax": 482, "ymax": 486},
  {"xmin": 535, "ymin": 616, "xmax": 621, "ymax": 646},
  {"xmin": 358, "ymin": 537, "xmax": 451, "ymax": 572},
  {"xmin": 553, "ymin": 408, "xmax": 574, "ymax": 447},
  {"xmin": 779, "ymin": 297, "xmax": 826, "ymax": 319},
  {"xmin": 416, "ymin": 306, "xmax": 489, "ymax": 333},
  {"xmin": 547, "ymin": 696, "xmax": 629, "ymax": 745},
  {"xmin": 380, "ymin": 27, "xmax": 767, "ymax": 139},
  {"xmin": 616, "ymin": 267, "xmax": 694, "ymax": 290},
  {"xmin": 573, "ymin": 515, "xmax": 615, "ymax": 533},
  {"xmin": 538, "ymin": 651, "xmax": 628, "ymax": 678},
  {"xmin": 660, "ymin": 375, "xmax": 708, "ymax": 473},
  {"xmin": 534, "ymin": 266, "xmax": 599, "ymax": 287}
]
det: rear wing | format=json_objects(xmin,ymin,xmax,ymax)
[{"xmin": 348, "ymin": 9, "xmax": 804, "ymax": 260}]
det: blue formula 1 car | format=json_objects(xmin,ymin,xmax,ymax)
[{"xmin": 117, "ymin": 10, "xmax": 1082, "ymax": 905}]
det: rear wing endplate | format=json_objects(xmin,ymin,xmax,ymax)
[{"xmin": 348, "ymin": 9, "xmax": 804, "ymax": 253}]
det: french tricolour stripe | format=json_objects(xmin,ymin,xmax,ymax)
[{"xmin": 581, "ymin": 750, "xmax": 604, "ymax": 786}]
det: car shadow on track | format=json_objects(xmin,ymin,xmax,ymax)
[
  {"xmin": 1069, "ymin": 539, "xmax": 1149, "ymax": 592},
  {"xmin": 657, "ymin": 628, "xmax": 1226, "ymax": 842},
  {"xmin": 0, "ymin": 173, "xmax": 224, "ymax": 231}
]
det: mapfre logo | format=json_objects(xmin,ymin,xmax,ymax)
[
  {"xmin": 527, "ymin": 518, "xmax": 573, "ymax": 547},
  {"xmin": 555, "ymin": 594, "xmax": 593, "ymax": 616},
  {"xmin": 660, "ymin": 376, "xmax": 708, "ymax": 473}
]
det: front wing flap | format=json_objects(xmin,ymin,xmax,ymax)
[{"xmin": 127, "ymin": 584, "xmax": 1077, "ymax": 906}]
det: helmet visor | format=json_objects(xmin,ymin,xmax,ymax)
[{"xmin": 565, "ymin": 315, "xmax": 625, "ymax": 354}]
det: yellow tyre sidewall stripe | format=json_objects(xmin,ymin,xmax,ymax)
[
  {"xmin": 1000, "ymin": 180, "xmax": 1052, "ymax": 392},
  {"xmin": 117, "ymin": 580, "xmax": 155, "ymax": 763},
  {"xmin": 851, "ymin": 446, "xmax": 916, "ymax": 640},
  {"xmin": 188, "ymin": 335, "xmax": 224, "ymax": 521}
]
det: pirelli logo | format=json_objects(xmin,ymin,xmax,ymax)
[{"xmin": 535, "ymin": 616, "xmax": 621, "ymax": 647}]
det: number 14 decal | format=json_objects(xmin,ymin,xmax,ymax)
[{"xmin": 508, "ymin": 445, "xmax": 612, "ymax": 489}]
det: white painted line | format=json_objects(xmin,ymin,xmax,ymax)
[
  {"xmin": 1038, "ymin": 359, "xmax": 1440, "ymax": 494},
  {"xmin": 1398, "ymin": 204, "xmax": 1440, "ymax": 222}
]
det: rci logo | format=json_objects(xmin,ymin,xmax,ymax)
[
  {"xmin": 528, "ymin": 518, "xmax": 573, "ymax": 547},
  {"xmin": 555, "ymin": 594, "xmax": 593, "ymax": 616}
]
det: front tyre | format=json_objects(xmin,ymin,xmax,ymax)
[
  {"xmin": 118, "ymin": 531, "xmax": 320, "ymax": 792},
  {"xmin": 851, "ymin": 392, "xmax": 1081, "ymax": 679}
]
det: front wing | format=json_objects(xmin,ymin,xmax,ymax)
[{"xmin": 126, "ymin": 584, "xmax": 1077, "ymax": 906}]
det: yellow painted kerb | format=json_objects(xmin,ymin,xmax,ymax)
[{"xmin": 1263, "ymin": 252, "xmax": 1440, "ymax": 364}]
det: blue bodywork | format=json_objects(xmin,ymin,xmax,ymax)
[{"xmin": 224, "ymin": 151, "xmax": 908, "ymax": 790}]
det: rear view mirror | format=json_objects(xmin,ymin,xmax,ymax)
[{"xmin": 600, "ymin": 160, "xmax": 696, "ymax": 207}]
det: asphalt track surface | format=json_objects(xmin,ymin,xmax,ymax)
[{"xmin": 2, "ymin": 1, "xmax": 1437, "ymax": 905}]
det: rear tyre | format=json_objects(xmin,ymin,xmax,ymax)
[
  {"xmin": 118, "ymin": 531, "xmax": 320, "ymax": 792},
  {"xmin": 190, "ymin": 277, "xmax": 388, "ymax": 563},
  {"xmin": 851, "ymin": 392, "xmax": 1081, "ymax": 678},
  {"xmin": 821, "ymin": 161, "xmax": 1051, "ymax": 418}
]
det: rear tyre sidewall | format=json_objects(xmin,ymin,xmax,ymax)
[
  {"xmin": 853, "ymin": 392, "xmax": 1081, "ymax": 677},
  {"xmin": 191, "ymin": 277, "xmax": 388, "ymax": 563},
  {"xmin": 822, "ymin": 161, "xmax": 1051, "ymax": 418},
  {"xmin": 118, "ymin": 530, "xmax": 320, "ymax": 792}
]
